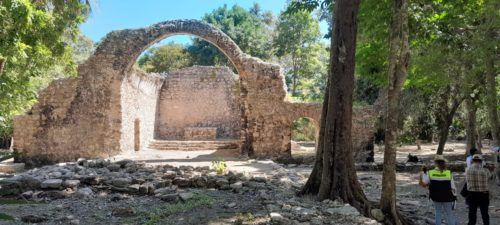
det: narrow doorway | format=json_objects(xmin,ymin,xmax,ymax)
[{"xmin": 134, "ymin": 119, "xmax": 140, "ymax": 151}]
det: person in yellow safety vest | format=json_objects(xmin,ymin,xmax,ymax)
[{"xmin": 419, "ymin": 154, "xmax": 457, "ymax": 225}]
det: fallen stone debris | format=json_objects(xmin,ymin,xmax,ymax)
[{"xmin": 0, "ymin": 158, "xmax": 380, "ymax": 225}]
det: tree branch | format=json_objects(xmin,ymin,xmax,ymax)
[{"xmin": 0, "ymin": 58, "xmax": 5, "ymax": 77}]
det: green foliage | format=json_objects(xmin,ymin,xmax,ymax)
[
  {"xmin": 0, "ymin": 0, "xmax": 91, "ymax": 143},
  {"xmin": 139, "ymin": 191, "xmax": 213, "ymax": 225},
  {"xmin": 356, "ymin": 0, "xmax": 391, "ymax": 88},
  {"xmin": 138, "ymin": 42, "xmax": 193, "ymax": 73},
  {"xmin": 292, "ymin": 118, "xmax": 317, "ymax": 141},
  {"xmin": 275, "ymin": 6, "xmax": 327, "ymax": 100},
  {"xmin": 0, "ymin": 213, "xmax": 14, "ymax": 221},
  {"xmin": 235, "ymin": 212, "xmax": 255, "ymax": 225},
  {"xmin": 285, "ymin": 0, "xmax": 331, "ymax": 14},
  {"xmin": 211, "ymin": 158, "xmax": 228, "ymax": 175},
  {"xmin": 187, "ymin": 4, "xmax": 274, "ymax": 67}
]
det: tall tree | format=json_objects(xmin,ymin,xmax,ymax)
[
  {"xmin": 379, "ymin": 0, "xmax": 410, "ymax": 224},
  {"xmin": 465, "ymin": 94, "xmax": 480, "ymax": 151},
  {"xmin": 434, "ymin": 85, "xmax": 465, "ymax": 154},
  {"xmin": 138, "ymin": 43, "xmax": 193, "ymax": 73},
  {"xmin": 0, "ymin": 0, "xmax": 90, "ymax": 77},
  {"xmin": 273, "ymin": 9, "xmax": 321, "ymax": 96},
  {"xmin": 0, "ymin": 0, "xmax": 90, "ymax": 146},
  {"xmin": 298, "ymin": 0, "xmax": 373, "ymax": 217},
  {"xmin": 187, "ymin": 4, "xmax": 273, "ymax": 66},
  {"xmin": 481, "ymin": 0, "xmax": 500, "ymax": 146}
]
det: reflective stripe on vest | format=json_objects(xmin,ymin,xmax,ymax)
[
  {"xmin": 428, "ymin": 169, "xmax": 452, "ymax": 181},
  {"xmin": 428, "ymin": 169, "xmax": 454, "ymax": 202}
]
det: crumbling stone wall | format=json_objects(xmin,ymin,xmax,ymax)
[
  {"xmin": 13, "ymin": 20, "xmax": 375, "ymax": 166},
  {"xmin": 120, "ymin": 69, "xmax": 164, "ymax": 153},
  {"xmin": 155, "ymin": 66, "xmax": 242, "ymax": 140}
]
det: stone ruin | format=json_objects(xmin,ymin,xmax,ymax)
[{"xmin": 13, "ymin": 20, "xmax": 376, "ymax": 166}]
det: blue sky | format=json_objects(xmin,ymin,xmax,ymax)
[{"xmin": 81, "ymin": 0, "xmax": 328, "ymax": 45}]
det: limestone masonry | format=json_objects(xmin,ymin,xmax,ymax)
[
  {"xmin": 155, "ymin": 66, "xmax": 242, "ymax": 140},
  {"xmin": 13, "ymin": 20, "xmax": 376, "ymax": 166}
]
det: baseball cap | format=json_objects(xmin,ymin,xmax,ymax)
[
  {"xmin": 434, "ymin": 154, "xmax": 446, "ymax": 162},
  {"xmin": 472, "ymin": 154, "xmax": 483, "ymax": 161}
]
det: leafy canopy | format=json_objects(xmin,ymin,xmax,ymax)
[
  {"xmin": 0, "ymin": 0, "xmax": 90, "ymax": 140},
  {"xmin": 187, "ymin": 4, "xmax": 274, "ymax": 66}
]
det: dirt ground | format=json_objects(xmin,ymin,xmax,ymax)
[{"xmin": 1, "ymin": 141, "xmax": 499, "ymax": 225}]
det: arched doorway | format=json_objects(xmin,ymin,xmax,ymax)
[{"xmin": 120, "ymin": 32, "xmax": 245, "ymax": 154}]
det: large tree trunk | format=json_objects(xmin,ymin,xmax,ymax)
[
  {"xmin": 436, "ymin": 97, "xmax": 462, "ymax": 155},
  {"xmin": 485, "ymin": 54, "xmax": 499, "ymax": 146},
  {"xmin": 299, "ymin": 0, "xmax": 375, "ymax": 218},
  {"xmin": 465, "ymin": 97, "xmax": 478, "ymax": 152},
  {"xmin": 380, "ymin": 0, "xmax": 410, "ymax": 224}
]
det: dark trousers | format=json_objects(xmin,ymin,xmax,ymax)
[{"xmin": 467, "ymin": 191, "xmax": 489, "ymax": 225}]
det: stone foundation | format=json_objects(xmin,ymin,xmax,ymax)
[{"xmin": 13, "ymin": 20, "xmax": 376, "ymax": 166}]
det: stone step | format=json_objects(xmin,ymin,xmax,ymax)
[{"xmin": 148, "ymin": 139, "xmax": 241, "ymax": 151}]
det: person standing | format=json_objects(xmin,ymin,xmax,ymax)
[
  {"xmin": 466, "ymin": 148, "xmax": 479, "ymax": 169},
  {"xmin": 420, "ymin": 154, "xmax": 457, "ymax": 225},
  {"xmin": 466, "ymin": 154, "xmax": 491, "ymax": 225}
]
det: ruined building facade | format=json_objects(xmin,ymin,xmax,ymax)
[{"xmin": 13, "ymin": 20, "xmax": 376, "ymax": 166}]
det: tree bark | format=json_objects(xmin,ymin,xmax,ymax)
[
  {"xmin": 300, "ymin": 0, "xmax": 373, "ymax": 218},
  {"xmin": 465, "ymin": 97, "xmax": 478, "ymax": 152},
  {"xmin": 292, "ymin": 54, "xmax": 298, "ymax": 96},
  {"xmin": 436, "ymin": 95, "xmax": 463, "ymax": 155},
  {"xmin": 380, "ymin": 0, "xmax": 410, "ymax": 224},
  {"xmin": 485, "ymin": 53, "xmax": 499, "ymax": 146}
]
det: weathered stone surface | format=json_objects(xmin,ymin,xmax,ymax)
[
  {"xmin": 22, "ymin": 215, "xmax": 48, "ymax": 223},
  {"xmin": 75, "ymin": 187, "xmax": 94, "ymax": 198},
  {"xmin": 179, "ymin": 192, "xmax": 193, "ymax": 201},
  {"xmin": 40, "ymin": 179, "xmax": 63, "ymax": 189},
  {"xmin": 112, "ymin": 207, "xmax": 136, "ymax": 217},
  {"xmin": 172, "ymin": 177, "xmax": 190, "ymax": 187},
  {"xmin": 230, "ymin": 181, "xmax": 243, "ymax": 191},
  {"xmin": 370, "ymin": 209, "xmax": 385, "ymax": 222},
  {"xmin": 156, "ymin": 67, "xmax": 242, "ymax": 140},
  {"xmin": 63, "ymin": 180, "xmax": 80, "ymax": 188},
  {"xmin": 13, "ymin": 19, "xmax": 376, "ymax": 166},
  {"xmin": 325, "ymin": 205, "xmax": 360, "ymax": 216},
  {"xmin": 154, "ymin": 186, "xmax": 177, "ymax": 195},
  {"xmin": 159, "ymin": 193, "xmax": 179, "ymax": 202},
  {"xmin": 111, "ymin": 178, "xmax": 131, "ymax": 188}
]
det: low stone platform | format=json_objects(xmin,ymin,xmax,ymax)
[
  {"xmin": 183, "ymin": 127, "xmax": 218, "ymax": 140},
  {"xmin": 148, "ymin": 139, "xmax": 241, "ymax": 151}
]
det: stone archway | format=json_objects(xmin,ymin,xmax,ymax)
[{"xmin": 13, "ymin": 20, "xmax": 376, "ymax": 166}]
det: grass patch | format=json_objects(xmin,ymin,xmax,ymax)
[
  {"xmin": 235, "ymin": 212, "xmax": 255, "ymax": 225},
  {"xmin": 138, "ymin": 191, "xmax": 214, "ymax": 225},
  {"xmin": 0, "ymin": 213, "xmax": 14, "ymax": 221}
]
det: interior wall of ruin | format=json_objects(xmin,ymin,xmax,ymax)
[
  {"xmin": 155, "ymin": 66, "xmax": 242, "ymax": 140},
  {"xmin": 120, "ymin": 69, "xmax": 164, "ymax": 152}
]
